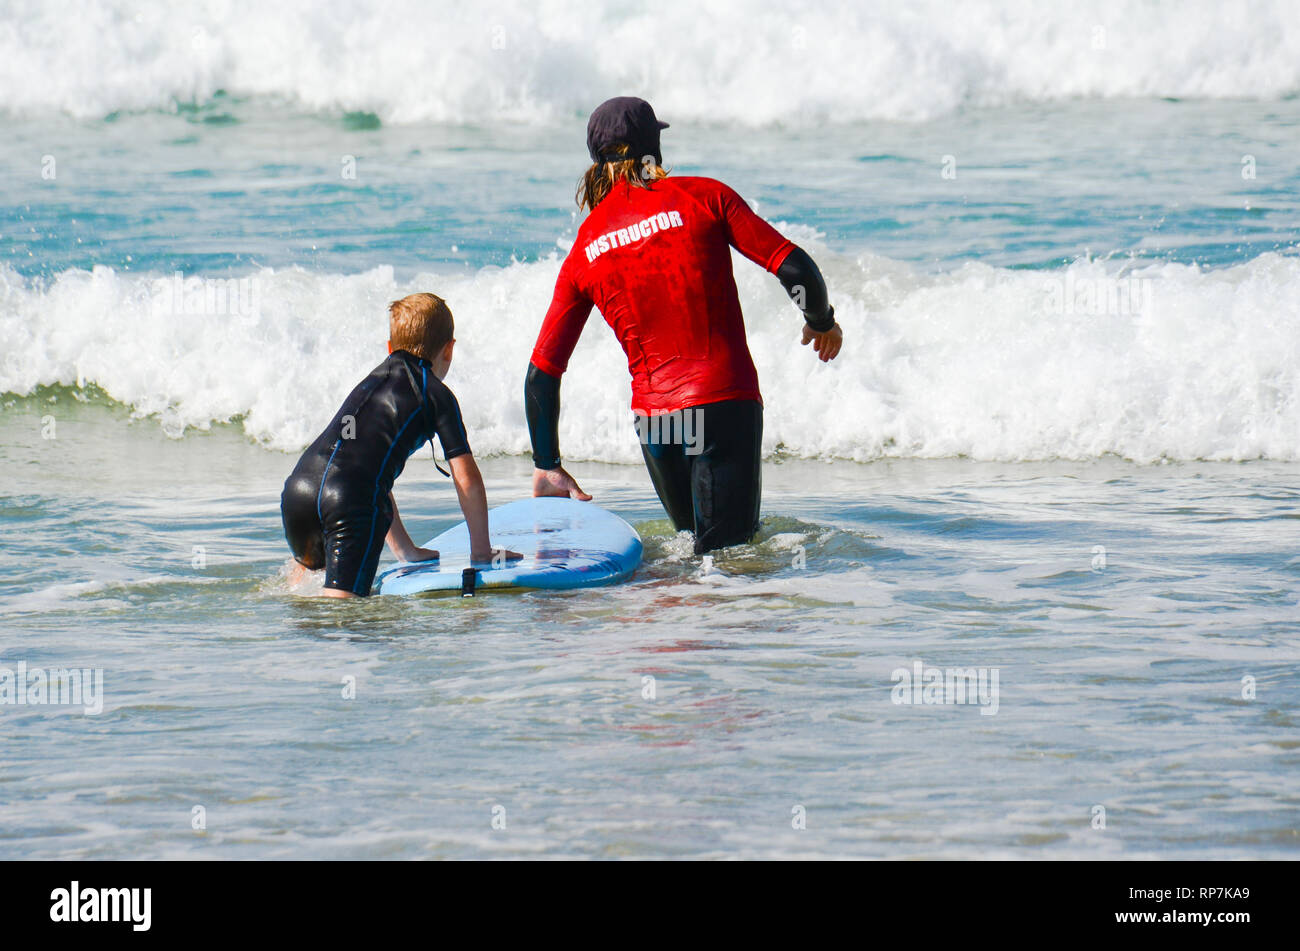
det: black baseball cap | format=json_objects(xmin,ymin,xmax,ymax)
[{"xmin": 586, "ymin": 97, "xmax": 669, "ymax": 166}]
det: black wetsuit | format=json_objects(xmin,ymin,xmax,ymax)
[
  {"xmin": 636, "ymin": 399, "xmax": 765, "ymax": 552},
  {"xmin": 281, "ymin": 350, "xmax": 470, "ymax": 595},
  {"xmin": 525, "ymin": 244, "xmax": 833, "ymax": 555}
]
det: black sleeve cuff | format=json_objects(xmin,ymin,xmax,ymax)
[{"xmin": 804, "ymin": 305, "xmax": 836, "ymax": 334}]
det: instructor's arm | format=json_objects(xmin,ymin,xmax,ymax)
[
  {"xmin": 714, "ymin": 184, "xmax": 841, "ymax": 363},
  {"xmin": 525, "ymin": 363, "xmax": 592, "ymax": 500},
  {"xmin": 526, "ymin": 259, "xmax": 595, "ymax": 501},
  {"xmin": 778, "ymin": 246, "xmax": 842, "ymax": 362}
]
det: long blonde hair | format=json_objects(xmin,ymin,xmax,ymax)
[{"xmin": 576, "ymin": 143, "xmax": 670, "ymax": 211}]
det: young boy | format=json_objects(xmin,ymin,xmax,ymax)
[{"xmin": 281, "ymin": 292, "xmax": 520, "ymax": 597}]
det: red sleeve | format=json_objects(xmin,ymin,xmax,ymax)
[
  {"xmin": 530, "ymin": 255, "xmax": 593, "ymax": 377},
  {"xmin": 711, "ymin": 180, "xmax": 796, "ymax": 273}
]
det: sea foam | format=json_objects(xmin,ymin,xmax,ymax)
[
  {"xmin": 4, "ymin": 0, "xmax": 1300, "ymax": 123},
  {"xmin": 3, "ymin": 232, "xmax": 1297, "ymax": 463}
]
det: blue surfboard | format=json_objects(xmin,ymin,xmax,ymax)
[{"xmin": 375, "ymin": 497, "xmax": 642, "ymax": 595}]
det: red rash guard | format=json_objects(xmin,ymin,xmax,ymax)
[{"xmin": 530, "ymin": 176, "xmax": 795, "ymax": 414}]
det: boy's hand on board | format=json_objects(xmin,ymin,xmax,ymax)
[
  {"xmin": 532, "ymin": 466, "xmax": 592, "ymax": 501},
  {"xmin": 801, "ymin": 322, "xmax": 842, "ymax": 362}
]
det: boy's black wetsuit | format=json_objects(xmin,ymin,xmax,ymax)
[{"xmin": 281, "ymin": 350, "xmax": 470, "ymax": 596}]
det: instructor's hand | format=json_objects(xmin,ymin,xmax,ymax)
[
  {"xmin": 533, "ymin": 466, "xmax": 592, "ymax": 501},
  {"xmin": 801, "ymin": 322, "xmax": 842, "ymax": 362}
]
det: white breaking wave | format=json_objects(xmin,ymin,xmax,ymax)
[
  {"xmin": 2, "ymin": 232, "xmax": 1298, "ymax": 463},
  {"xmin": 3, "ymin": 0, "xmax": 1300, "ymax": 123}
]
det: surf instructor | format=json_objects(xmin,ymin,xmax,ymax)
[{"xmin": 526, "ymin": 96, "xmax": 841, "ymax": 554}]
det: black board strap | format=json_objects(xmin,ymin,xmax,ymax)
[{"xmin": 460, "ymin": 568, "xmax": 477, "ymax": 597}]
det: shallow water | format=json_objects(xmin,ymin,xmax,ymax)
[{"xmin": 2, "ymin": 399, "xmax": 1296, "ymax": 858}]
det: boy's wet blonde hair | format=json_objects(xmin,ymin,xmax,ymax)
[{"xmin": 389, "ymin": 293, "xmax": 454, "ymax": 362}]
